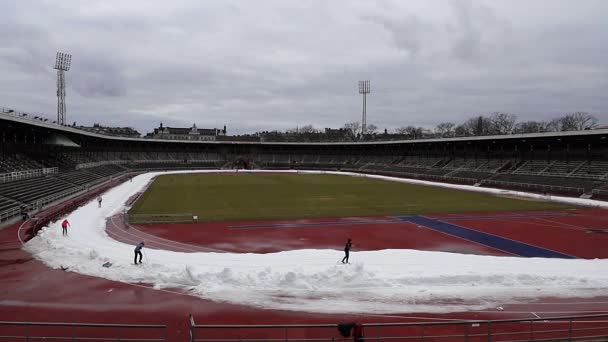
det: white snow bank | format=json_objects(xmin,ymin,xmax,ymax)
[{"xmin": 24, "ymin": 170, "xmax": 608, "ymax": 314}]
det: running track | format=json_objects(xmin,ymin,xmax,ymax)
[{"xmin": 2, "ymin": 208, "xmax": 608, "ymax": 341}]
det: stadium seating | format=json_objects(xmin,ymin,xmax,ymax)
[
  {"xmin": 570, "ymin": 161, "xmax": 608, "ymax": 179},
  {"xmin": 449, "ymin": 170, "xmax": 494, "ymax": 181},
  {"xmin": 542, "ymin": 160, "xmax": 583, "ymax": 176},
  {"xmin": 0, "ymin": 176, "xmax": 76, "ymax": 204},
  {"xmin": 0, "ymin": 154, "xmax": 45, "ymax": 173},
  {"xmin": 514, "ymin": 160, "xmax": 553, "ymax": 174},
  {"xmin": 56, "ymin": 170, "xmax": 104, "ymax": 186},
  {"xmin": 486, "ymin": 174, "xmax": 603, "ymax": 194},
  {"xmin": 0, "ymin": 196, "xmax": 21, "ymax": 214}
]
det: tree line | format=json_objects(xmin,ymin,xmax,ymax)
[
  {"xmin": 256, "ymin": 111, "xmax": 600, "ymax": 142},
  {"xmin": 345, "ymin": 111, "xmax": 600, "ymax": 140}
]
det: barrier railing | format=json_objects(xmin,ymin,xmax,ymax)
[
  {"xmin": 0, "ymin": 106, "xmax": 55, "ymax": 124},
  {"xmin": 481, "ymin": 179, "xmax": 585, "ymax": 195},
  {"xmin": 127, "ymin": 213, "xmax": 196, "ymax": 224},
  {"xmin": 75, "ymin": 160, "xmax": 128, "ymax": 170},
  {"xmin": 0, "ymin": 206, "xmax": 21, "ymax": 223},
  {"xmin": 0, "ymin": 167, "xmax": 58, "ymax": 183},
  {"xmin": 29, "ymin": 185, "xmax": 87, "ymax": 210},
  {"xmin": 0, "ymin": 320, "xmax": 166, "ymax": 341},
  {"xmin": 592, "ymin": 189, "xmax": 608, "ymax": 199},
  {"xmin": 357, "ymin": 168, "xmax": 478, "ymax": 185},
  {"xmin": 189, "ymin": 314, "xmax": 608, "ymax": 342}
]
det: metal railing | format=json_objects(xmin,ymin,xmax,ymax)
[
  {"xmin": 0, "ymin": 106, "xmax": 56, "ymax": 124},
  {"xmin": 29, "ymin": 185, "xmax": 87, "ymax": 210},
  {"xmin": 358, "ymin": 168, "xmax": 478, "ymax": 185},
  {"xmin": 75, "ymin": 160, "xmax": 129, "ymax": 170},
  {"xmin": 480, "ymin": 179, "xmax": 585, "ymax": 195},
  {"xmin": 189, "ymin": 314, "xmax": 608, "ymax": 342},
  {"xmin": 0, "ymin": 167, "xmax": 58, "ymax": 183},
  {"xmin": 0, "ymin": 321, "xmax": 166, "ymax": 341},
  {"xmin": 592, "ymin": 189, "xmax": 608, "ymax": 198},
  {"xmin": 0, "ymin": 185, "xmax": 86, "ymax": 223},
  {"xmin": 127, "ymin": 212, "xmax": 196, "ymax": 224},
  {"xmin": 0, "ymin": 206, "xmax": 21, "ymax": 223}
]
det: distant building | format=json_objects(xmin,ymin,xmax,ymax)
[
  {"xmin": 76, "ymin": 123, "xmax": 141, "ymax": 138},
  {"xmin": 145, "ymin": 122, "xmax": 227, "ymax": 141}
]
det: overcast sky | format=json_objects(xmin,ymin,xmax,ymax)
[{"xmin": 1, "ymin": 0, "xmax": 607, "ymax": 135}]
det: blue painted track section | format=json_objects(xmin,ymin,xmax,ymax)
[{"xmin": 402, "ymin": 216, "xmax": 575, "ymax": 259}]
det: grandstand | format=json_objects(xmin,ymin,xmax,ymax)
[
  {"xmin": 2, "ymin": 111, "xmax": 608, "ymax": 342},
  {"xmin": 0, "ymin": 111, "xmax": 607, "ymax": 223}
]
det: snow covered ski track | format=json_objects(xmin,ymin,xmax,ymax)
[{"xmin": 24, "ymin": 170, "xmax": 608, "ymax": 314}]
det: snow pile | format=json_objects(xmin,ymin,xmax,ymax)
[{"xmin": 24, "ymin": 170, "xmax": 608, "ymax": 314}]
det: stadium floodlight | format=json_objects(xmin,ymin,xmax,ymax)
[
  {"xmin": 358, "ymin": 80, "xmax": 370, "ymax": 136},
  {"xmin": 54, "ymin": 52, "xmax": 72, "ymax": 125},
  {"xmin": 54, "ymin": 52, "xmax": 71, "ymax": 71}
]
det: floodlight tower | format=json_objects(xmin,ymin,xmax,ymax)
[
  {"xmin": 358, "ymin": 80, "xmax": 370, "ymax": 135},
  {"xmin": 54, "ymin": 51, "xmax": 72, "ymax": 125}
]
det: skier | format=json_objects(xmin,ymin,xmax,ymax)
[
  {"xmin": 341, "ymin": 238, "xmax": 352, "ymax": 264},
  {"xmin": 134, "ymin": 242, "xmax": 145, "ymax": 264},
  {"xmin": 61, "ymin": 219, "xmax": 70, "ymax": 236},
  {"xmin": 97, "ymin": 196, "xmax": 103, "ymax": 208},
  {"xmin": 20, "ymin": 205, "xmax": 29, "ymax": 221}
]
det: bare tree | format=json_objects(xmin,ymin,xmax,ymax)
[
  {"xmin": 560, "ymin": 112, "xmax": 599, "ymax": 131},
  {"xmin": 395, "ymin": 126, "xmax": 409, "ymax": 135},
  {"xmin": 490, "ymin": 112, "xmax": 517, "ymax": 134},
  {"xmin": 299, "ymin": 124, "xmax": 318, "ymax": 133},
  {"xmin": 454, "ymin": 124, "xmax": 469, "ymax": 137},
  {"xmin": 544, "ymin": 118, "xmax": 563, "ymax": 132},
  {"xmin": 366, "ymin": 124, "xmax": 378, "ymax": 134},
  {"xmin": 397, "ymin": 126, "xmax": 424, "ymax": 139},
  {"xmin": 286, "ymin": 124, "xmax": 318, "ymax": 134},
  {"xmin": 343, "ymin": 122, "xmax": 361, "ymax": 138},
  {"xmin": 460, "ymin": 116, "xmax": 493, "ymax": 136},
  {"xmin": 514, "ymin": 121, "xmax": 547, "ymax": 134},
  {"xmin": 435, "ymin": 122, "xmax": 456, "ymax": 137}
]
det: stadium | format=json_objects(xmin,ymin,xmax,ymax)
[
  {"xmin": 2, "ymin": 1, "xmax": 608, "ymax": 341},
  {"xmin": 2, "ymin": 108, "xmax": 608, "ymax": 341}
]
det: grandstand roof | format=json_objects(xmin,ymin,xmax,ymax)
[{"xmin": 2, "ymin": 111, "xmax": 607, "ymax": 146}]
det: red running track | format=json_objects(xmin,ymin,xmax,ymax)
[
  {"xmin": 2, "ymin": 208, "xmax": 608, "ymax": 341},
  {"xmin": 429, "ymin": 208, "xmax": 608, "ymax": 259}
]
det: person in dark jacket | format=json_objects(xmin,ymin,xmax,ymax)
[
  {"xmin": 337, "ymin": 322, "xmax": 363, "ymax": 342},
  {"xmin": 134, "ymin": 242, "xmax": 145, "ymax": 264},
  {"xmin": 341, "ymin": 238, "xmax": 352, "ymax": 264},
  {"xmin": 20, "ymin": 206, "xmax": 29, "ymax": 221}
]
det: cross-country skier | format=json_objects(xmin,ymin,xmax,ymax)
[
  {"xmin": 61, "ymin": 219, "xmax": 70, "ymax": 236},
  {"xmin": 97, "ymin": 196, "xmax": 103, "ymax": 208},
  {"xmin": 134, "ymin": 242, "xmax": 145, "ymax": 264},
  {"xmin": 341, "ymin": 238, "xmax": 352, "ymax": 264}
]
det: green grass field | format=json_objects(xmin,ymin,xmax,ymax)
[{"xmin": 128, "ymin": 173, "xmax": 573, "ymax": 222}]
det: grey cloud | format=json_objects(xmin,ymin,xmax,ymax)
[
  {"xmin": 449, "ymin": 0, "xmax": 513, "ymax": 62},
  {"xmin": 0, "ymin": 0, "xmax": 606, "ymax": 135},
  {"xmin": 70, "ymin": 54, "xmax": 127, "ymax": 97}
]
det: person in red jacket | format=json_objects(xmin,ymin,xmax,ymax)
[{"xmin": 61, "ymin": 219, "xmax": 70, "ymax": 236}]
